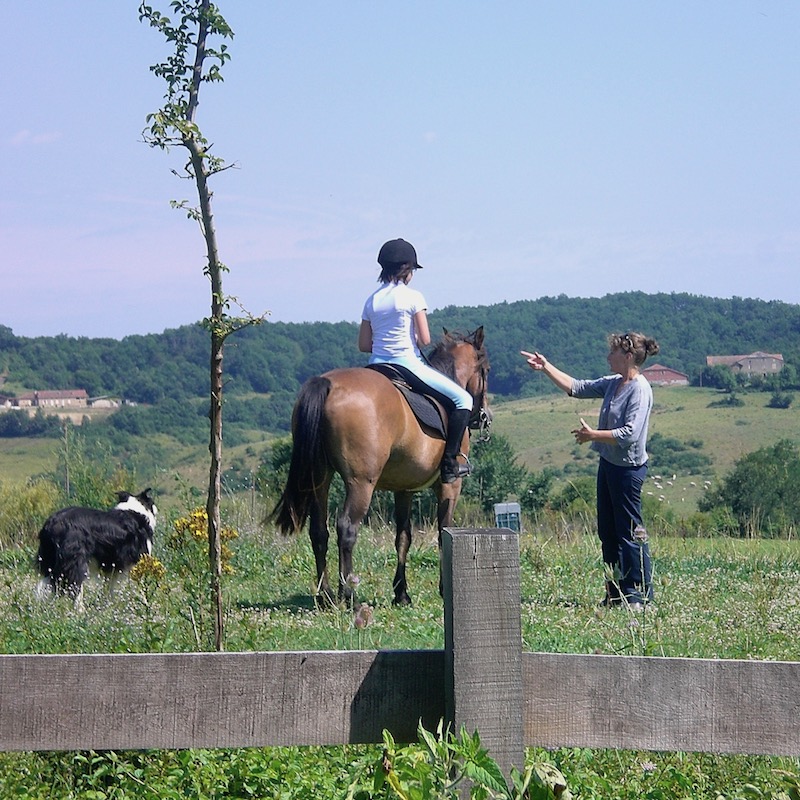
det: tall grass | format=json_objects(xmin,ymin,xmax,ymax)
[{"xmin": 1, "ymin": 498, "xmax": 799, "ymax": 798}]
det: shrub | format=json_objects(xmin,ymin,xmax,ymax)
[
  {"xmin": 548, "ymin": 476, "xmax": 595, "ymax": 517},
  {"xmin": 0, "ymin": 479, "xmax": 61, "ymax": 549},
  {"xmin": 699, "ymin": 439, "xmax": 800, "ymax": 537},
  {"xmin": 708, "ymin": 392, "xmax": 745, "ymax": 408},
  {"xmin": 767, "ymin": 391, "xmax": 793, "ymax": 409}
]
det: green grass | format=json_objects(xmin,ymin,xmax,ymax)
[
  {"xmin": 0, "ymin": 437, "xmax": 57, "ymax": 483},
  {"xmin": 493, "ymin": 385, "xmax": 800, "ymax": 509},
  {"xmin": 2, "ymin": 384, "xmax": 798, "ymax": 516},
  {"xmin": 1, "ymin": 503, "xmax": 799, "ymax": 798}
]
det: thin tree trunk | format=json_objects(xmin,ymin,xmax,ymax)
[
  {"xmin": 185, "ymin": 132, "xmax": 225, "ymax": 652},
  {"xmin": 208, "ymin": 330, "xmax": 224, "ymax": 652}
]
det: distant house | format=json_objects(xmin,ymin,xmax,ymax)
[
  {"xmin": 88, "ymin": 396, "xmax": 121, "ymax": 409},
  {"xmin": 12, "ymin": 389, "xmax": 89, "ymax": 409},
  {"xmin": 706, "ymin": 352, "xmax": 784, "ymax": 377},
  {"xmin": 641, "ymin": 364, "xmax": 689, "ymax": 386}
]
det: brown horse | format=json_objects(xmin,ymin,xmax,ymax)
[{"xmin": 272, "ymin": 327, "xmax": 491, "ymax": 607}]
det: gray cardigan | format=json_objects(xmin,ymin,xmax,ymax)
[{"xmin": 570, "ymin": 373, "xmax": 653, "ymax": 467}]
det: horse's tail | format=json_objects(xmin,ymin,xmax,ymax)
[{"xmin": 272, "ymin": 375, "xmax": 332, "ymax": 534}]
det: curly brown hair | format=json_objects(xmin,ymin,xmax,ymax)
[{"xmin": 608, "ymin": 331, "xmax": 660, "ymax": 366}]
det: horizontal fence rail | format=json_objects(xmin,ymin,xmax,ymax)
[
  {"xmin": 523, "ymin": 652, "xmax": 800, "ymax": 756},
  {"xmin": 0, "ymin": 650, "xmax": 445, "ymax": 752},
  {"xmin": 2, "ymin": 650, "xmax": 799, "ymax": 756},
  {"xmin": 2, "ymin": 530, "xmax": 799, "ymax": 765}
]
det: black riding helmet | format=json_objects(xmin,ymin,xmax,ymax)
[{"xmin": 377, "ymin": 238, "xmax": 423, "ymax": 271}]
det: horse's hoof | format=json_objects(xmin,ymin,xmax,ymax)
[
  {"xmin": 336, "ymin": 588, "xmax": 359, "ymax": 610},
  {"xmin": 315, "ymin": 591, "xmax": 337, "ymax": 611},
  {"xmin": 392, "ymin": 593, "xmax": 412, "ymax": 607}
]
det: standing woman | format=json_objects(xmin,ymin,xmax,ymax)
[
  {"xmin": 359, "ymin": 238, "xmax": 473, "ymax": 484},
  {"xmin": 521, "ymin": 332, "xmax": 660, "ymax": 609}
]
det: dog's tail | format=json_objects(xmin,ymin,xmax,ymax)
[
  {"xmin": 36, "ymin": 514, "xmax": 83, "ymax": 598},
  {"xmin": 36, "ymin": 521, "xmax": 58, "ymax": 582}
]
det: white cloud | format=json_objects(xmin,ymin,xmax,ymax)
[{"xmin": 9, "ymin": 130, "xmax": 62, "ymax": 146}]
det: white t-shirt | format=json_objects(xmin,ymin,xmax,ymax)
[{"xmin": 361, "ymin": 282, "xmax": 428, "ymax": 360}]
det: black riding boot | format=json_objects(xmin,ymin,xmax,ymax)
[{"xmin": 440, "ymin": 408, "xmax": 472, "ymax": 484}]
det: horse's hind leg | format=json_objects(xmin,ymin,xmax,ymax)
[
  {"xmin": 392, "ymin": 491, "xmax": 414, "ymax": 606},
  {"xmin": 308, "ymin": 479, "xmax": 336, "ymax": 607},
  {"xmin": 336, "ymin": 481, "xmax": 374, "ymax": 607}
]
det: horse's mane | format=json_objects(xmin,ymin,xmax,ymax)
[{"xmin": 427, "ymin": 330, "xmax": 489, "ymax": 380}]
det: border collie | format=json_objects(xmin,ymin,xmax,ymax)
[{"xmin": 36, "ymin": 488, "xmax": 157, "ymax": 607}]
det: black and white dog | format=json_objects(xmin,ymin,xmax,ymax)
[{"xmin": 36, "ymin": 488, "xmax": 157, "ymax": 606}]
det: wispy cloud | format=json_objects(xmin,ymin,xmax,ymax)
[{"xmin": 9, "ymin": 129, "xmax": 62, "ymax": 146}]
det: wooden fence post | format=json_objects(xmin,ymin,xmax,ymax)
[{"xmin": 441, "ymin": 527, "xmax": 524, "ymax": 786}]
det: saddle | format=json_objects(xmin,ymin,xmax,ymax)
[{"xmin": 365, "ymin": 363, "xmax": 448, "ymax": 438}]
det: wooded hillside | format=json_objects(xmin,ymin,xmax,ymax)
[{"xmin": 2, "ymin": 292, "xmax": 799, "ymax": 424}]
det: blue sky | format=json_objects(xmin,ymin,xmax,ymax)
[{"xmin": 4, "ymin": 1, "xmax": 799, "ymax": 339}]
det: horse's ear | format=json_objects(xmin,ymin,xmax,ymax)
[
  {"xmin": 442, "ymin": 327, "xmax": 449, "ymax": 336},
  {"xmin": 472, "ymin": 326, "xmax": 485, "ymax": 349}
]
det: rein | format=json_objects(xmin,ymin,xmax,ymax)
[{"xmin": 469, "ymin": 365, "xmax": 492, "ymax": 442}]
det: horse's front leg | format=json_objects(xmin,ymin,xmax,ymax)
[
  {"xmin": 392, "ymin": 491, "xmax": 414, "ymax": 606},
  {"xmin": 434, "ymin": 482, "xmax": 462, "ymax": 597}
]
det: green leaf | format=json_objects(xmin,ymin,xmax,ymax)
[
  {"xmin": 418, "ymin": 721, "xmax": 439, "ymax": 758},
  {"xmin": 463, "ymin": 759, "xmax": 509, "ymax": 795}
]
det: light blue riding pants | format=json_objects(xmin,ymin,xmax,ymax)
[{"xmin": 368, "ymin": 354, "xmax": 473, "ymax": 410}]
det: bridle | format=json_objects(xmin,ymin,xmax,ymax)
[
  {"xmin": 468, "ymin": 358, "xmax": 492, "ymax": 442},
  {"xmin": 425, "ymin": 332, "xmax": 492, "ymax": 442}
]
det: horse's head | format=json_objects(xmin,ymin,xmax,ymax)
[{"xmin": 431, "ymin": 327, "xmax": 492, "ymax": 441}]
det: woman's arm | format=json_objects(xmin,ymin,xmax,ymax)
[
  {"xmin": 572, "ymin": 418, "xmax": 616, "ymax": 444},
  {"xmin": 358, "ymin": 319, "xmax": 373, "ymax": 353},
  {"xmin": 414, "ymin": 310, "xmax": 431, "ymax": 347},
  {"xmin": 574, "ymin": 384, "xmax": 651, "ymax": 445},
  {"xmin": 520, "ymin": 350, "xmax": 574, "ymax": 395}
]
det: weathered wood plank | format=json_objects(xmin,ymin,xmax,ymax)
[
  {"xmin": 3, "ymin": 524, "xmax": 800, "ymax": 758},
  {"xmin": 0, "ymin": 650, "xmax": 445, "ymax": 752},
  {"xmin": 523, "ymin": 652, "xmax": 800, "ymax": 755},
  {"xmin": 442, "ymin": 528, "xmax": 525, "ymax": 781}
]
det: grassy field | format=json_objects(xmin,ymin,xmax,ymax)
[
  {"xmin": 0, "ymin": 428, "xmax": 273, "ymax": 511},
  {"xmin": 0, "ymin": 436, "xmax": 59, "ymax": 482},
  {"xmin": 493, "ymin": 385, "xmax": 800, "ymax": 509},
  {"xmin": 1, "ymin": 499, "xmax": 799, "ymax": 797},
  {"xmin": 4, "ymin": 384, "xmax": 797, "ymax": 515}
]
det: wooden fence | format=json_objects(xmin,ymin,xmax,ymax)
[{"xmin": 2, "ymin": 529, "xmax": 799, "ymax": 781}]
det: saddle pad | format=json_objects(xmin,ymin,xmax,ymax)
[{"xmin": 365, "ymin": 363, "xmax": 447, "ymax": 438}]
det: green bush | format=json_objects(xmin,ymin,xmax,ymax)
[
  {"xmin": 356, "ymin": 721, "xmax": 572, "ymax": 800},
  {"xmin": 699, "ymin": 439, "xmax": 800, "ymax": 537},
  {"xmin": 0, "ymin": 479, "xmax": 61, "ymax": 549}
]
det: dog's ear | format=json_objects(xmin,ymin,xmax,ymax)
[
  {"xmin": 116, "ymin": 491, "xmax": 131, "ymax": 503},
  {"xmin": 140, "ymin": 488, "xmax": 154, "ymax": 503}
]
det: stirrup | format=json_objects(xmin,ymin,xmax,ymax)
[{"xmin": 441, "ymin": 456, "xmax": 471, "ymax": 484}]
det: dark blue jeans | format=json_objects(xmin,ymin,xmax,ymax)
[{"xmin": 596, "ymin": 458, "xmax": 653, "ymax": 604}]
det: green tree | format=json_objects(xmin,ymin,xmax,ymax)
[
  {"xmin": 699, "ymin": 439, "xmax": 800, "ymax": 537},
  {"xmin": 520, "ymin": 467, "xmax": 557, "ymax": 515},
  {"xmin": 52, "ymin": 425, "xmax": 135, "ymax": 509},
  {"xmin": 255, "ymin": 437, "xmax": 293, "ymax": 503},
  {"xmin": 140, "ymin": 0, "xmax": 262, "ymax": 650},
  {"xmin": 700, "ymin": 364, "xmax": 736, "ymax": 392},
  {"xmin": 461, "ymin": 433, "xmax": 529, "ymax": 513},
  {"xmin": 548, "ymin": 475, "xmax": 596, "ymax": 517},
  {"xmin": 767, "ymin": 391, "xmax": 794, "ymax": 409}
]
